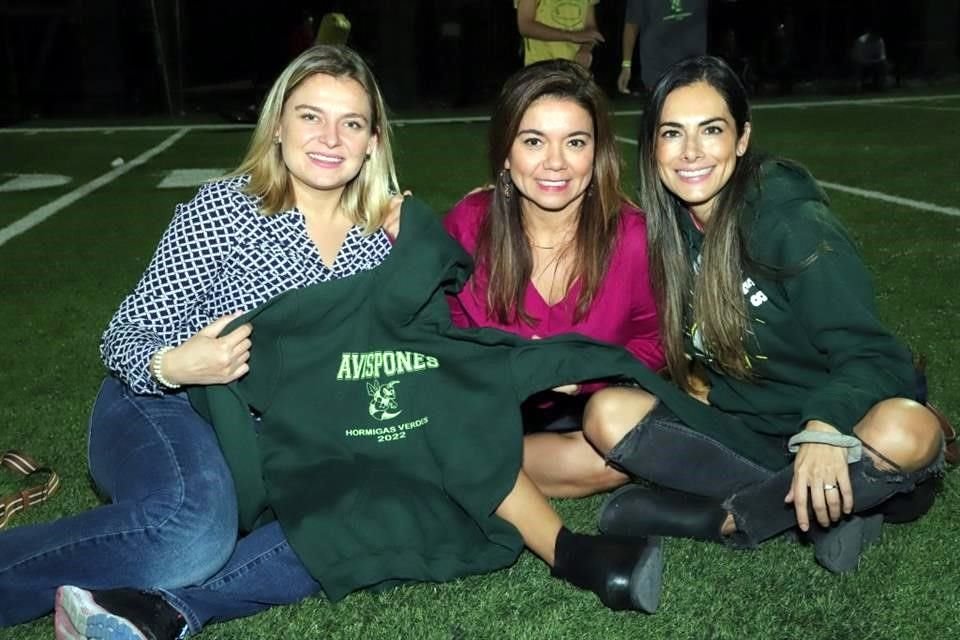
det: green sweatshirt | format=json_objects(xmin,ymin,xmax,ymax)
[
  {"xmin": 189, "ymin": 167, "xmax": 909, "ymax": 600},
  {"xmin": 680, "ymin": 160, "xmax": 915, "ymax": 443},
  {"xmin": 188, "ymin": 197, "xmax": 693, "ymax": 600}
]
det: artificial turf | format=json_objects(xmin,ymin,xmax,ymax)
[{"xmin": 1, "ymin": 91, "xmax": 958, "ymax": 639}]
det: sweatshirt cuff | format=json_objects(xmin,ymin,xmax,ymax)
[{"xmin": 787, "ymin": 431, "xmax": 863, "ymax": 463}]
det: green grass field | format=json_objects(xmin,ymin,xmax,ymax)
[{"xmin": 2, "ymin": 91, "xmax": 959, "ymax": 640}]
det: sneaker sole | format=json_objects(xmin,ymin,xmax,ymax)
[
  {"xmin": 55, "ymin": 586, "xmax": 149, "ymax": 640},
  {"xmin": 53, "ymin": 606, "xmax": 84, "ymax": 640}
]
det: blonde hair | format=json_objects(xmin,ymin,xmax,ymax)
[{"xmin": 228, "ymin": 45, "xmax": 398, "ymax": 234}]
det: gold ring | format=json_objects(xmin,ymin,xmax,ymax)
[{"xmin": 823, "ymin": 483, "xmax": 838, "ymax": 491}]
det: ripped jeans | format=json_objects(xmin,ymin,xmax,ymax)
[{"xmin": 606, "ymin": 403, "xmax": 945, "ymax": 548}]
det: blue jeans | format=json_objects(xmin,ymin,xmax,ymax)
[
  {"xmin": 159, "ymin": 521, "xmax": 322, "ymax": 633},
  {"xmin": 0, "ymin": 378, "xmax": 238, "ymax": 626},
  {"xmin": 607, "ymin": 402, "xmax": 944, "ymax": 547}
]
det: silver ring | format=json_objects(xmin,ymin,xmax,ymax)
[{"xmin": 823, "ymin": 483, "xmax": 838, "ymax": 491}]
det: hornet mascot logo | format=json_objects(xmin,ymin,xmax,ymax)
[{"xmin": 366, "ymin": 380, "xmax": 401, "ymax": 421}]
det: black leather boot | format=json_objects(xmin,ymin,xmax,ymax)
[
  {"xmin": 873, "ymin": 478, "xmax": 938, "ymax": 524},
  {"xmin": 805, "ymin": 513, "xmax": 883, "ymax": 573},
  {"xmin": 551, "ymin": 527, "xmax": 663, "ymax": 613},
  {"xmin": 598, "ymin": 484, "xmax": 728, "ymax": 541},
  {"xmin": 600, "ymin": 484, "xmax": 882, "ymax": 574}
]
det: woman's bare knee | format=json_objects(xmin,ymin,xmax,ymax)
[
  {"xmin": 582, "ymin": 458, "xmax": 629, "ymax": 495},
  {"xmin": 523, "ymin": 431, "xmax": 626, "ymax": 497},
  {"xmin": 855, "ymin": 398, "xmax": 942, "ymax": 471},
  {"xmin": 583, "ymin": 387, "xmax": 657, "ymax": 454}
]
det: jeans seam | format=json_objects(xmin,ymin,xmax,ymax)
[
  {"xmin": 155, "ymin": 589, "xmax": 202, "ymax": 634},
  {"xmin": 157, "ymin": 536, "xmax": 293, "ymax": 633},
  {"xmin": 101, "ymin": 384, "xmax": 188, "ymax": 531},
  {"xmin": 3, "ymin": 386, "xmax": 191, "ymax": 573}
]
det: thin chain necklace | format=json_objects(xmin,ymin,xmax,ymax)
[
  {"xmin": 528, "ymin": 219, "xmax": 575, "ymax": 304},
  {"xmin": 532, "ymin": 241, "xmax": 573, "ymax": 307},
  {"xmin": 533, "ymin": 248, "xmax": 565, "ymax": 281},
  {"xmin": 526, "ymin": 222, "xmax": 575, "ymax": 252},
  {"xmin": 530, "ymin": 241, "xmax": 559, "ymax": 250}
]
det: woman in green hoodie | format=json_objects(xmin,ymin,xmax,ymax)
[{"xmin": 580, "ymin": 55, "xmax": 951, "ymax": 573}]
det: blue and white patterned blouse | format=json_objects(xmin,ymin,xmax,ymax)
[{"xmin": 101, "ymin": 176, "xmax": 393, "ymax": 395}]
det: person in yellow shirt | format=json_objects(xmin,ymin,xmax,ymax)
[{"xmin": 516, "ymin": 0, "xmax": 604, "ymax": 68}]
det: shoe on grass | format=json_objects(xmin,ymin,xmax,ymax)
[
  {"xmin": 552, "ymin": 526, "xmax": 664, "ymax": 613},
  {"xmin": 54, "ymin": 585, "xmax": 188, "ymax": 640},
  {"xmin": 809, "ymin": 513, "xmax": 883, "ymax": 574}
]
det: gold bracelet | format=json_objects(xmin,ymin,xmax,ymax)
[{"xmin": 150, "ymin": 346, "xmax": 181, "ymax": 389}]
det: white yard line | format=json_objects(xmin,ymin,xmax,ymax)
[
  {"xmin": 0, "ymin": 128, "xmax": 190, "ymax": 248},
  {"xmin": 3, "ymin": 98, "xmax": 956, "ymax": 251},
  {"xmin": 816, "ymin": 181, "xmax": 960, "ymax": 217},
  {"xmin": 873, "ymin": 104, "xmax": 960, "ymax": 112},
  {"xmin": 614, "ymin": 136, "xmax": 960, "ymax": 218},
  {"xmin": 612, "ymin": 92, "xmax": 960, "ymax": 116},
  {"xmin": 2, "ymin": 93, "xmax": 959, "ymax": 133},
  {"xmin": 0, "ymin": 123, "xmax": 251, "ymax": 134}
]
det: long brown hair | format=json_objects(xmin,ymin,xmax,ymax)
[
  {"xmin": 638, "ymin": 56, "xmax": 762, "ymax": 387},
  {"xmin": 227, "ymin": 45, "xmax": 398, "ymax": 234},
  {"xmin": 477, "ymin": 59, "xmax": 630, "ymax": 324}
]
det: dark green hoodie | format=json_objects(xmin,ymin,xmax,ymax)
[
  {"xmin": 679, "ymin": 160, "xmax": 915, "ymax": 441},
  {"xmin": 188, "ymin": 198, "xmax": 694, "ymax": 600}
]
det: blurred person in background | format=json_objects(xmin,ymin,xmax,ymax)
[
  {"xmin": 851, "ymin": 24, "xmax": 890, "ymax": 91},
  {"xmin": 515, "ymin": 0, "xmax": 604, "ymax": 69},
  {"xmin": 617, "ymin": 0, "xmax": 707, "ymax": 94}
]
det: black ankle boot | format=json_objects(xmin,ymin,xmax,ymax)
[
  {"xmin": 551, "ymin": 527, "xmax": 663, "ymax": 613},
  {"xmin": 805, "ymin": 513, "xmax": 883, "ymax": 573},
  {"xmin": 872, "ymin": 478, "xmax": 938, "ymax": 524},
  {"xmin": 599, "ymin": 484, "xmax": 728, "ymax": 541}
]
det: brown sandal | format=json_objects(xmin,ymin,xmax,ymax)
[
  {"xmin": 927, "ymin": 404, "xmax": 959, "ymax": 466},
  {"xmin": 0, "ymin": 450, "xmax": 61, "ymax": 529}
]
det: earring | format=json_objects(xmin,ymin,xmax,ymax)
[
  {"xmin": 364, "ymin": 152, "xmax": 371, "ymax": 160},
  {"xmin": 274, "ymin": 136, "xmax": 281, "ymax": 145},
  {"xmin": 499, "ymin": 169, "xmax": 513, "ymax": 198},
  {"xmin": 586, "ymin": 180, "xmax": 595, "ymax": 198}
]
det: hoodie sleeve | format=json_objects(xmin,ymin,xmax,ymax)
[{"xmin": 754, "ymin": 172, "xmax": 914, "ymax": 434}]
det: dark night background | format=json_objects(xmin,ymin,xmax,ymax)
[{"xmin": 1, "ymin": 0, "xmax": 958, "ymax": 122}]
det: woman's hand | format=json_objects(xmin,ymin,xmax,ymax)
[
  {"xmin": 551, "ymin": 384, "xmax": 580, "ymax": 395},
  {"xmin": 573, "ymin": 45, "xmax": 594, "ymax": 69},
  {"xmin": 158, "ymin": 313, "xmax": 252, "ymax": 386},
  {"xmin": 383, "ymin": 191, "xmax": 412, "ymax": 240},
  {"xmin": 570, "ymin": 27, "xmax": 604, "ymax": 46},
  {"xmin": 784, "ymin": 420, "xmax": 854, "ymax": 531},
  {"xmin": 617, "ymin": 65, "xmax": 632, "ymax": 94},
  {"xmin": 466, "ymin": 184, "xmax": 494, "ymax": 196}
]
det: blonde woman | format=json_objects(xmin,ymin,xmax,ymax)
[
  {"xmin": 0, "ymin": 44, "xmax": 402, "ymax": 630},
  {"xmin": 0, "ymin": 46, "xmax": 664, "ymax": 640}
]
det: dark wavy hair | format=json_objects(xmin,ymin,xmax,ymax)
[
  {"xmin": 638, "ymin": 55, "xmax": 763, "ymax": 386},
  {"xmin": 477, "ymin": 59, "xmax": 631, "ymax": 324}
]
